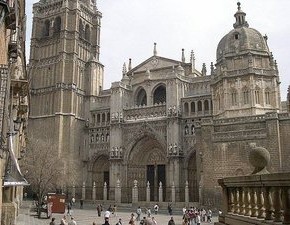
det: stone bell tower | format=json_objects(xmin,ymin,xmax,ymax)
[{"xmin": 28, "ymin": 0, "xmax": 103, "ymax": 184}]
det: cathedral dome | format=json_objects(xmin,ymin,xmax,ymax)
[{"xmin": 216, "ymin": 2, "xmax": 269, "ymax": 62}]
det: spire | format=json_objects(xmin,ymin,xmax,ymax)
[
  {"xmin": 201, "ymin": 63, "xmax": 207, "ymax": 76},
  {"xmin": 122, "ymin": 63, "xmax": 127, "ymax": 76},
  {"xmin": 190, "ymin": 50, "xmax": 195, "ymax": 72},
  {"xmin": 128, "ymin": 58, "xmax": 132, "ymax": 71},
  {"xmin": 233, "ymin": 2, "xmax": 249, "ymax": 28},
  {"xmin": 153, "ymin": 43, "xmax": 157, "ymax": 56},
  {"xmin": 181, "ymin": 49, "xmax": 185, "ymax": 63}
]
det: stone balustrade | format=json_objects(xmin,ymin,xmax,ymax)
[
  {"xmin": 216, "ymin": 173, "xmax": 290, "ymax": 225},
  {"xmin": 123, "ymin": 104, "xmax": 166, "ymax": 121}
]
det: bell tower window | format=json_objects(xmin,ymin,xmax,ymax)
[
  {"xmin": 43, "ymin": 20, "xmax": 50, "ymax": 37},
  {"xmin": 54, "ymin": 17, "xmax": 61, "ymax": 33}
]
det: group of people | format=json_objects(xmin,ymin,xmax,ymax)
[
  {"xmin": 49, "ymin": 215, "xmax": 77, "ymax": 225},
  {"xmin": 182, "ymin": 207, "xmax": 212, "ymax": 225}
]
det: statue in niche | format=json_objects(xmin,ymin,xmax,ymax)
[
  {"xmin": 173, "ymin": 143, "xmax": 178, "ymax": 154},
  {"xmin": 119, "ymin": 147, "xmax": 123, "ymax": 158},
  {"xmin": 168, "ymin": 144, "xmax": 173, "ymax": 155},
  {"xmin": 185, "ymin": 125, "xmax": 189, "ymax": 135},
  {"xmin": 101, "ymin": 134, "xmax": 104, "ymax": 142},
  {"xmin": 115, "ymin": 147, "xmax": 119, "ymax": 157},
  {"xmin": 110, "ymin": 148, "xmax": 114, "ymax": 157}
]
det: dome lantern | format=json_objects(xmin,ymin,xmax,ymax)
[{"xmin": 233, "ymin": 2, "xmax": 249, "ymax": 29}]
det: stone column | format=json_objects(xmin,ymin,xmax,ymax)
[
  {"xmin": 146, "ymin": 181, "xmax": 150, "ymax": 202},
  {"xmin": 92, "ymin": 182, "xmax": 96, "ymax": 201},
  {"xmin": 115, "ymin": 179, "xmax": 121, "ymax": 203},
  {"xmin": 159, "ymin": 182, "xmax": 163, "ymax": 202},
  {"xmin": 171, "ymin": 182, "xmax": 176, "ymax": 203},
  {"xmin": 103, "ymin": 182, "xmax": 108, "ymax": 201},
  {"xmin": 82, "ymin": 182, "xmax": 86, "ymax": 200},
  {"xmin": 185, "ymin": 181, "xmax": 189, "ymax": 203},
  {"xmin": 132, "ymin": 180, "xmax": 138, "ymax": 203}
]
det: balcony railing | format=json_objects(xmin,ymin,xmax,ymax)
[{"xmin": 216, "ymin": 173, "xmax": 290, "ymax": 225}]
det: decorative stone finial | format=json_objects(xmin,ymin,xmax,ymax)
[
  {"xmin": 248, "ymin": 143, "xmax": 270, "ymax": 175},
  {"xmin": 237, "ymin": 2, "xmax": 241, "ymax": 10},
  {"xmin": 190, "ymin": 50, "xmax": 195, "ymax": 69},
  {"xmin": 122, "ymin": 62, "xmax": 127, "ymax": 76},
  {"xmin": 233, "ymin": 1, "xmax": 249, "ymax": 28},
  {"xmin": 128, "ymin": 58, "xmax": 132, "ymax": 71},
  {"xmin": 201, "ymin": 63, "xmax": 207, "ymax": 76},
  {"xmin": 153, "ymin": 43, "xmax": 157, "ymax": 56},
  {"xmin": 181, "ymin": 48, "xmax": 185, "ymax": 63}
]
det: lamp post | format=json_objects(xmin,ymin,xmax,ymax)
[{"xmin": 0, "ymin": 0, "xmax": 9, "ymax": 24}]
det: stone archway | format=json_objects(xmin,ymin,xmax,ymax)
[
  {"xmin": 127, "ymin": 135, "xmax": 167, "ymax": 202},
  {"xmin": 92, "ymin": 155, "xmax": 110, "ymax": 200},
  {"xmin": 188, "ymin": 151, "xmax": 198, "ymax": 202}
]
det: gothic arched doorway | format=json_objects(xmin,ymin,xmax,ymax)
[
  {"xmin": 188, "ymin": 151, "xmax": 198, "ymax": 202},
  {"xmin": 127, "ymin": 135, "xmax": 167, "ymax": 202},
  {"xmin": 92, "ymin": 155, "xmax": 110, "ymax": 200}
]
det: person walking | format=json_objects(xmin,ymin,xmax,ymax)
[
  {"xmin": 97, "ymin": 204, "xmax": 102, "ymax": 217},
  {"xmin": 152, "ymin": 217, "xmax": 157, "ymax": 225},
  {"xmin": 153, "ymin": 204, "xmax": 159, "ymax": 215},
  {"xmin": 168, "ymin": 217, "xmax": 175, "ymax": 225},
  {"xmin": 60, "ymin": 215, "xmax": 67, "ymax": 225},
  {"xmin": 116, "ymin": 218, "xmax": 122, "ymax": 225},
  {"xmin": 136, "ymin": 206, "xmax": 142, "ymax": 221},
  {"xmin": 49, "ymin": 217, "xmax": 56, "ymax": 225},
  {"xmin": 68, "ymin": 217, "xmax": 77, "ymax": 225}
]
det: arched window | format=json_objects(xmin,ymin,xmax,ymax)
[
  {"xmin": 85, "ymin": 24, "xmax": 90, "ymax": 41},
  {"xmin": 43, "ymin": 20, "xmax": 50, "ymax": 37},
  {"xmin": 136, "ymin": 88, "xmax": 147, "ymax": 106},
  {"xmin": 153, "ymin": 85, "xmax": 166, "ymax": 105},
  {"xmin": 97, "ymin": 114, "xmax": 100, "ymax": 123},
  {"xmin": 243, "ymin": 88, "xmax": 249, "ymax": 105},
  {"xmin": 191, "ymin": 102, "xmax": 195, "ymax": 113},
  {"xmin": 54, "ymin": 16, "xmax": 61, "ymax": 33},
  {"xmin": 79, "ymin": 19, "xmax": 84, "ymax": 38},
  {"xmin": 107, "ymin": 112, "xmax": 110, "ymax": 121},
  {"xmin": 184, "ymin": 102, "xmax": 189, "ymax": 114},
  {"xmin": 197, "ymin": 101, "xmax": 202, "ymax": 112},
  {"xmin": 102, "ymin": 113, "xmax": 105, "ymax": 122},
  {"xmin": 265, "ymin": 89, "xmax": 271, "ymax": 105},
  {"xmin": 231, "ymin": 89, "xmax": 238, "ymax": 106}
]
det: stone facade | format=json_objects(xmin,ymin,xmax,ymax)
[
  {"xmin": 0, "ymin": 0, "xmax": 29, "ymax": 224},
  {"xmin": 28, "ymin": 1, "xmax": 290, "ymax": 206}
]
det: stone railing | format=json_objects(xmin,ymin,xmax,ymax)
[
  {"xmin": 123, "ymin": 104, "xmax": 166, "ymax": 121},
  {"xmin": 215, "ymin": 173, "xmax": 290, "ymax": 225}
]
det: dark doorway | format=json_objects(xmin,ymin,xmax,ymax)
[{"xmin": 147, "ymin": 164, "xmax": 166, "ymax": 201}]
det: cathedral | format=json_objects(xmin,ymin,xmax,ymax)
[{"xmin": 28, "ymin": 0, "xmax": 290, "ymax": 206}]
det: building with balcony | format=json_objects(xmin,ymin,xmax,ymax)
[
  {"xmin": 0, "ymin": 0, "xmax": 29, "ymax": 224},
  {"xmin": 28, "ymin": 0, "xmax": 290, "ymax": 207}
]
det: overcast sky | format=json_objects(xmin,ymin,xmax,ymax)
[{"xmin": 26, "ymin": 0, "xmax": 290, "ymax": 100}]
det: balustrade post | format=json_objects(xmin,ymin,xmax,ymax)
[
  {"xmin": 264, "ymin": 187, "xmax": 273, "ymax": 220},
  {"xmin": 239, "ymin": 188, "xmax": 245, "ymax": 215},
  {"xmin": 234, "ymin": 188, "xmax": 240, "ymax": 214},
  {"xmin": 257, "ymin": 187, "xmax": 265, "ymax": 219},
  {"xmin": 228, "ymin": 188, "xmax": 234, "ymax": 213},
  {"xmin": 273, "ymin": 187, "xmax": 282, "ymax": 222},
  {"xmin": 250, "ymin": 188, "xmax": 258, "ymax": 217},
  {"xmin": 282, "ymin": 187, "xmax": 290, "ymax": 224},
  {"xmin": 245, "ymin": 188, "xmax": 252, "ymax": 216}
]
